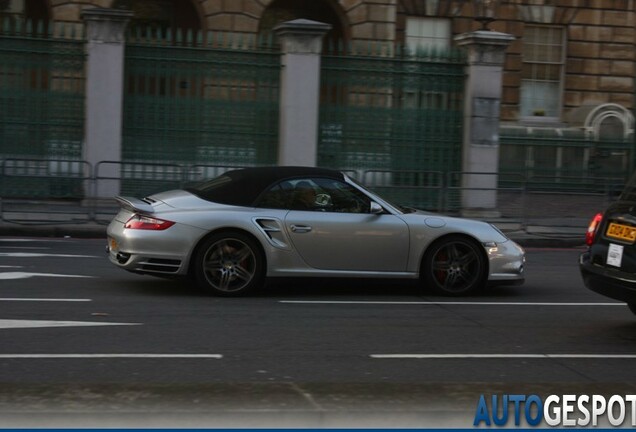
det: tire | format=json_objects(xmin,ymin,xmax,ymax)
[
  {"xmin": 421, "ymin": 235, "xmax": 487, "ymax": 296},
  {"xmin": 628, "ymin": 303, "xmax": 636, "ymax": 316},
  {"xmin": 194, "ymin": 232, "xmax": 264, "ymax": 297}
]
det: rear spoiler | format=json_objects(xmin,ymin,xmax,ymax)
[{"xmin": 115, "ymin": 196, "xmax": 155, "ymax": 214}]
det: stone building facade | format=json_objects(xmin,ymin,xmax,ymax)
[{"xmin": 2, "ymin": 0, "xmax": 635, "ymax": 138}]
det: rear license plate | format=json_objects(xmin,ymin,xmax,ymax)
[{"xmin": 606, "ymin": 222, "xmax": 636, "ymax": 243}]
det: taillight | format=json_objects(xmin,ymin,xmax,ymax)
[
  {"xmin": 585, "ymin": 212, "xmax": 603, "ymax": 246},
  {"xmin": 124, "ymin": 214, "xmax": 175, "ymax": 230}
]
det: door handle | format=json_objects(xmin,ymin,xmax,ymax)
[{"xmin": 290, "ymin": 224, "xmax": 312, "ymax": 233}]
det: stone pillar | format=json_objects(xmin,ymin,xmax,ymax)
[
  {"xmin": 274, "ymin": 19, "xmax": 331, "ymax": 167},
  {"xmin": 454, "ymin": 30, "xmax": 514, "ymax": 217},
  {"xmin": 82, "ymin": 8, "xmax": 132, "ymax": 198}
]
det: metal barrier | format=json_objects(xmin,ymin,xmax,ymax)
[
  {"xmin": 445, "ymin": 171, "xmax": 526, "ymax": 222},
  {"xmin": 521, "ymin": 175, "xmax": 622, "ymax": 228},
  {"xmin": 0, "ymin": 158, "xmax": 92, "ymax": 224},
  {"xmin": 185, "ymin": 164, "xmax": 249, "ymax": 187},
  {"xmin": 0, "ymin": 160, "xmax": 627, "ymax": 230},
  {"xmin": 92, "ymin": 161, "xmax": 186, "ymax": 223},
  {"xmin": 362, "ymin": 169, "xmax": 444, "ymax": 211},
  {"xmin": 95, "ymin": 161, "xmax": 184, "ymax": 197}
]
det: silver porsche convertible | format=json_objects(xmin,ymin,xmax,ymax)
[{"xmin": 107, "ymin": 166, "xmax": 525, "ymax": 296}]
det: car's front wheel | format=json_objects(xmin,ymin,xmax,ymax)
[
  {"xmin": 194, "ymin": 232, "xmax": 264, "ymax": 297},
  {"xmin": 628, "ymin": 303, "xmax": 636, "ymax": 316},
  {"xmin": 421, "ymin": 235, "xmax": 487, "ymax": 296}
]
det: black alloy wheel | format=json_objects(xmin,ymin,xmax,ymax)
[
  {"xmin": 194, "ymin": 232, "xmax": 264, "ymax": 296},
  {"xmin": 422, "ymin": 235, "xmax": 487, "ymax": 296}
]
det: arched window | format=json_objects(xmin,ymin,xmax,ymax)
[
  {"xmin": 0, "ymin": 0, "xmax": 49, "ymax": 31},
  {"xmin": 259, "ymin": 0, "xmax": 347, "ymax": 51},
  {"xmin": 584, "ymin": 103, "xmax": 634, "ymax": 141},
  {"xmin": 113, "ymin": 0, "xmax": 201, "ymax": 37}
]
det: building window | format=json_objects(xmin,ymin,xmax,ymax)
[
  {"xmin": 405, "ymin": 17, "xmax": 451, "ymax": 54},
  {"xmin": 0, "ymin": 0, "xmax": 49, "ymax": 30},
  {"xmin": 113, "ymin": 0, "xmax": 200, "ymax": 36},
  {"xmin": 520, "ymin": 25, "xmax": 565, "ymax": 119},
  {"xmin": 402, "ymin": 18, "xmax": 452, "ymax": 110},
  {"xmin": 0, "ymin": 0, "xmax": 26, "ymax": 21}
]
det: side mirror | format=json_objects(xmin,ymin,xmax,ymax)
[{"xmin": 370, "ymin": 201, "xmax": 384, "ymax": 214}]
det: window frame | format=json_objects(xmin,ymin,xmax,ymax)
[
  {"xmin": 256, "ymin": 177, "xmax": 373, "ymax": 214},
  {"xmin": 405, "ymin": 16, "xmax": 451, "ymax": 56},
  {"xmin": 519, "ymin": 24, "xmax": 566, "ymax": 123}
]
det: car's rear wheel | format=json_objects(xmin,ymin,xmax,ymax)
[
  {"xmin": 628, "ymin": 303, "xmax": 636, "ymax": 316},
  {"xmin": 194, "ymin": 232, "xmax": 264, "ymax": 297},
  {"xmin": 421, "ymin": 235, "xmax": 487, "ymax": 296}
]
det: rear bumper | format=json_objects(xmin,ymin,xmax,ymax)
[
  {"xmin": 579, "ymin": 251, "xmax": 636, "ymax": 304},
  {"xmin": 106, "ymin": 217, "xmax": 205, "ymax": 277}
]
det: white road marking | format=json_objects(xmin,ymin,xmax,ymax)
[
  {"xmin": 0, "ymin": 247, "xmax": 49, "ymax": 250},
  {"xmin": 0, "ymin": 239, "xmax": 69, "ymax": 243},
  {"xmin": 0, "ymin": 253, "xmax": 99, "ymax": 258},
  {"xmin": 0, "ymin": 265, "xmax": 22, "ymax": 269},
  {"xmin": 371, "ymin": 354, "xmax": 636, "ymax": 359},
  {"xmin": 0, "ymin": 354, "xmax": 223, "ymax": 359},
  {"xmin": 0, "ymin": 319, "xmax": 140, "ymax": 330},
  {"xmin": 0, "ymin": 298, "xmax": 91, "ymax": 302},
  {"xmin": 0, "ymin": 272, "xmax": 95, "ymax": 280},
  {"xmin": 279, "ymin": 300, "xmax": 623, "ymax": 306}
]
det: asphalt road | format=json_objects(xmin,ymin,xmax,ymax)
[{"xmin": 1, "ymin": 237, "xmax": 635, "ymax": 427}]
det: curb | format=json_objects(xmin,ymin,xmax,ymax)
[{"xmin": 0, "ymin": 223, "xmax": 107, "ymax": 239}]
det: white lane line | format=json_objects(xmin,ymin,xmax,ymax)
[
  {"xmin": 0, "ymin": 266, "xmax": 22, "ymax": 269},
  {"xmin": 0, "ymin": 253, "xmax": 99, "ymax": 258},
  {"xmin": 0, "ymin": 354, "xmax": 223, "ymax": 359},
  {"xmin": 280, "ymin": 300, "xmax": 624, "ymax": 306},
  {"xmin": 371, "ymin": 354, "xmax": 636, "ymax": 359},
  {"xmin": 0, "ymin": 272, "xmax": 95, "ymax": 280},
  {"xmin": 0, "ymin": 298, "xmax": 91, "ymax": 302},
  {"xmin": 0, "ymin": 319, "xmax": 140, "ymax": 330},
  {"xmin": 0, "ymin": 239, "xmax": 68, "ymax": 242},
  {"xmin": 0, "ymin": 247, "xmax": 49, "ymax": 250}
]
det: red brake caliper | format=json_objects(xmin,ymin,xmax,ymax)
[{"xmin": 435, "ymin": 249, "xmax": 447, "ymax": 284}]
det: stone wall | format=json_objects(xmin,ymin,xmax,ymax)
[
  {"xmin": 493, "ymin": 1, "xmax": 635, "ymax": 122},
  {"xmin": 46, "ymin": 0, "xmax": 635, "ymax": 126}
]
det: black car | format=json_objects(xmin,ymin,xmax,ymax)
[{"xmin": 580, "ymin": 174, "xmax": 636, "ymax": 316}]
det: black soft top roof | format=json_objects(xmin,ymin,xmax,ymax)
[{"xmin": 186, "ymin": 166, "xmax": 345, "ymax": 206}]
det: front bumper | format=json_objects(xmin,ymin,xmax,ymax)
[
  {"xmin": 580, "ymin": 251, "xmax": 636, "ymax": 304},
  {"xmin": 486, "ymin": 240, "xmax": 525, "ymax": 285}
]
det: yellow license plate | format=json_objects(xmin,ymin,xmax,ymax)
[{"xmin": 606, "ymin": 222, "xmax": 636, "ymax": 243}]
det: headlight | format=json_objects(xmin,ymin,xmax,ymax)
[{"xmin": 482, "ymin": 242, "xmax": 499, "ymax": 254}]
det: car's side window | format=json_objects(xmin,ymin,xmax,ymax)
[
  {"xmin": 257, "ymin": 178, "xmax": 372, "ymax": 213},
  {"xmin": 314, "ymin": 178, "xmax": 372, "ymax": 214}
]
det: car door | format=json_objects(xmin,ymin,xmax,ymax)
[{"xmin": 282, "ymin": 177, "xmax": 410, "ymax": 272}]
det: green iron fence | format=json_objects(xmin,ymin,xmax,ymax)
[
  {"xmin": 499, "ymin": 128, "xmax": 633, "ymax": 193},
  {"xmin": 318, "ymin": 43, "xmax": 466, "ymax": 210},
  {"xmin": 121, "ymin": 30, "xmax": 280, "ymax": 181},
  {"xmin": 0, "ymin": 20, "xmax": 85, "ymax": 198}
]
